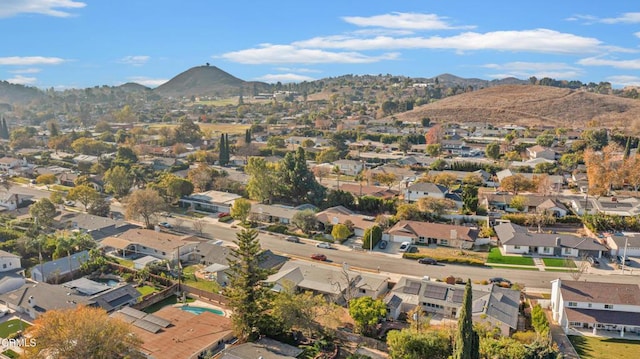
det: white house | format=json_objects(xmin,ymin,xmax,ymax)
[
  {"xmin": 551, "ymin": 279, "xmax": 640, "ymax": 337},
  {"xmin": 403, "ymin": 182, "xmax": 447, "ymax": 203},
  {"xmin": 332, "ymin": 159, "xmax": 364, "ymax": 176},
  {"xmin": 605, "ymin": 233, "xmax": 640, "ymax": 257},
  {"xmin": 494, "ymin": 222, "xmax": 606, "ymax": 258},
  {"xmin": 0, "ymin": 157, "xmax": 26, "ymax": 172},
  {"xmin": 526, "ymin": 145, "xmax": 556, "ymax": 160},
  {"xmin": 178, "ymin": 190, "xmax": 241, "ymax": 214},
  {"xmin": 100, "ymin": 229, "xmax": 203, "ymax": 264},
  {"xmin": 0, "ymin": 251, "xmax": 25, "ymax": 295},
  {"xmin": 0, "ymin": 250, "xmax": 21, "ymax": 273}
]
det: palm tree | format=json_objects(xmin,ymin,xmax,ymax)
[{"xmin": 332, "ymin": 165, "xmax": 341, "ymax": 189}]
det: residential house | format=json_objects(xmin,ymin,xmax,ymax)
[
  {"xmin": 339, "ymin": 183, "xmax": 398, "ymax": 200},
  {"xmin": 0, "ymin": 157, "xmax": 26, "ymax": 172},
  {"xmin": 0, "ymin": 193, "xmax": 31, "ymax": 211},
  {"xmin": 496, "ymin": 169, "xmax": 564, "ymax": 193},
  {"xmin": 386, "ymin": 220, "xmax": 478, "ymax": 249},
  {"xmin": 441, "ymin": 139, "xmax": 471, "ymax": 156},
  {"xmin": 604, "ymin": 233, "xmax": 640, "ymax": 257},
  {"xmin": 178, "ymin": 190, "xmax": 241, "ymax": 214},
  {"xmin": 494, "ymin": 222, "xmax": 606, "ymax": 258},
  {"xmin": 250, "ymin": 203, "xmax": 308, "ymax": 225},
  {"xmin": 480, "ymin": 193, "xmax": 568, "ymax": 217},
  {"xmin": 0, "ymin": 251, "xmax": 25, "ymax": 295},
  {"xmin": 111, "ymin": 306, "xmax": 234, "ymax": 359},
  {"xmin": 427, "ymin": 169, "xmax": 495, "ymax": 187},
  {"xmin": 332, "ymin": 159, "xmax": 364, "ymax": 176},
  {"xmin": 0, "ymin": 279, "xmax": 140, "ymax": 319},
  {"xmin": 526, "ymin": 145, "xmax": 556, "ymax": 160},
  {"xmin": 56, "ymin": 172, "xmax": 78, "ymax": 187},
  {"xmin": 100, "ymin": 229, "xmax": 204, "ymax": 264},
  {"xmin": 219, "ymin": 337, "xmax": 303, "ymax": 359},
  {"xmin": 315, "ymin": 206, "xmax": 377, "ymax": 237},
  {"xmin": 551, "ymin": 279, "xmax": 640, "ymax": 337},
  {"xmin": 267, "ymin": 261, "xmax": 389, "ymax": 306},
  {"xmin": 403, "ymin": 182, "xmax": 448, "ymax": 203},
  {"xmin": 385, "ymin": 277, "xmax": 520, "ymax": 336},
  {"xmin": 57, "ymin": 212, "xmax": 140, "ymax": 240},
  {"xmin": 30, "ymin": 250, "xmax": 89, "ymax": 283},
  {"xmin": 571, "ymin": 196, "xmax": 640, "ymax": 217}
]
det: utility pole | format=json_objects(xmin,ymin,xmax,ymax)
[{"xmin": 622, "ymin": 237, "xmax": 629, "ymax": 274}]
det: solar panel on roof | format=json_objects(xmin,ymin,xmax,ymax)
[
  {"xmin": 403, "ymin": 281, "xmax": 421, "ymax": 295},
  {"xmin": 143, "ymin": 313, "xmax": 171, "ymax": 328},
  {"xmin": 133, "ymin": 319, "xmax": 163, "ymax": 334},
  {"xmin": 452, "ymin": 289, "xmax": 465, "ymax": 303},
  {"xmin": 112, "ymin": 312, "xmax": 137, "ymax": 324},
  {"xmin": 423, "ymin": 285, "xmax": 448, "ymax": 300},
  {"xmin": 119, "ymin": 306, "xmax": 146, "ymax": 319}
]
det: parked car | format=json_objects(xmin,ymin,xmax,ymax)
[
  {"xmin": 316, "ymin": 242, "xmax": 332, "ymax": 249},
  {"xmin": 64, "ymin": 200, "xmax": 75, "ymax": 206},
  {"xmin": 489, "ymin": 277, "xmax": 512, "ymax": 287},
  {"xmin": 286, "ymin": 236, "xmax": 300, "ymax": 243},
  {"xmin": 406, "ymin": 246, "xmax": 419, "ymax": 253},
  {"xmin": 378, "ymin": 241, "xmax": 388, "ymax": 249},
  {"xmin": 158, "ymin": 222, "xmax": 173, "ymax": 229},
  {"xmin": 399, "ymin": 242, "xmax": 412, "ymax": 252},
  {"xmin": 311, "ymin": 253, "xmax": 327, "ymax": 261},
  {"xmin": 0, "ymin": 308, "xmax": 8, "ymax": 317},
  {"xmin": 418, "ymin": 257, "xmax": 437, "ymax": 265},
  {"xmin": 617, "ymin": 255, "xmax": 631, "ymax": 265},
  {"xmin": 587, "ymin": 256, "xmax": 600, "ymax": 267}
]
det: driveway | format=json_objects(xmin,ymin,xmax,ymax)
[{"xmin": 546, "ymin": 311, "xmax": 579, "ymax": 359}]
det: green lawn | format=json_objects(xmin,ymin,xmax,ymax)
[
  {"xmin": 0, "ymin": 319, "xmax": 31, "ymax": 338},
  {"xmin": 2, "ymin": 349, "xmax": 19, "ymax": 359},
  {"xmin": 543, "ymin": 258, "xmax": 577, "ymax": 268},
  {"xmin": 51, "ymin": 184, "xmax": 72, "ymax": 192},
  {"xmin": 486, "ymin": 248, "xmax": 535, "ymax": 266},
  {"xmin": 181, "ymin": 265, "xmax": 221, "ymax": 293},
  {"xmin": 113, "ymin": 258, "xmax": 134, "ymax": 268},
  {"xmin": 488, "ymin": 265, "xmax": 539, "ymax": 271},
  {"xmin": 136, "ymin": 285, "xmax": 158, "ymax": 297},
  {"xmin": 569, "ymin": 335, "xmax": 640, "ymax": 359},
  {"xmin": 10, "ymin": 177, "xmax": 30, "ymax": 185}
]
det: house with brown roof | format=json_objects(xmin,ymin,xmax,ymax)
[
  {"xmin": 551, "ymin": 279, "xmax": 640, "ymax": 337},
  {"xmin": 100, "ymin": 229, "xmax": 203, "ymax": 263},
  {"xmin": 111, "ymin": 306, "xmax": 234, "ymax": 359},
  {"xmin": 526, "ymin": 145, "xmax": 556, "ymax": 160},
  {"xmin": 315, "ymin": 206, "xmax": 377, "ymax": 237},
  {"xmin": 386, "ymin": 220, "xmax": 479, "ymax": 249},
  {"xmin": 339, "ymin": 183, "xmax": 398, "ymax": 199}
]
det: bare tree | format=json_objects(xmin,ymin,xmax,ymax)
[
  {"xmin": 193, "ymin": 218, "xmax": 205, "ymax": 236},
  {"xmin": 569, "ymin": 253, "xmax": 591, "ymax": 281},
  {"xmin": 173, "ymin": 217, "xmax": 184, "ymax": 232}
]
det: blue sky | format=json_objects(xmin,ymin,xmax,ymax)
[{"xmin": 1, "ymin": 0, "xmax": 639, "ymax": 89}]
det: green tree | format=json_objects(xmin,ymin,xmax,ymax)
[
  {"xmin": 453, "ymin": 279, "xmax": 479, "ymax": 359},
  {"xmin": 267, "ymin": 136, "xmax": 285, "ymax": 149},
  {"xmin": 29, "ymin": 198, "xmax": 57, "ymax": 228},
  {"xmin": 509, "ymin": 195, "xmax": 527, "ymax": 212},
  {"xmin": 485, "ymin": 142, "xmax": 500, "ymax": 160},
  {"xmin": 112, "ymin": 146, "xmax": 138, "ymax": 169},
  {"xmin": 88, "ymin": 196, "xmax": 111, "ymax": 217},
  {"xmin": 387, "ymin": 329, "xmax": 452, "ymax": 359},
  {"xmin": 535, "ymin": 133, "xmax": 555, "ymax": 147},
  {"xmin": 362, "ymin": 225, "xmax": 382, "ymax": 250},
  {"xmin": 36, "ymin": 174, "xmax": 57, "ymax": 187},
  {"xmin": 348, "ymin": 296, "xmax": 387, "ymax": 335},
  {"xmin": 67, "ymin": 185, "xmax": 100, "ymax": 211},
  {"xmin": 280, "ymin": 147, "xmax": 325, "ymax": 205},
  {"xmin": 0, "ymin": 117, "xmax": 9, "ymax": 139},
  {"xmin": 173, "ymin": 117, "xmax": 202, "ymax": 144},
  {"xmin": 331, "ymin": 223, "xmax": 351, "ymax": 242},
  {"xmin": 219, "ymin": 134, "xmax": 229, "ymax": 166},
  {"xmin": 426, "ymin": 144, "xmax": 442, "ymax": 157},
  {"xmin": 325, "ymin": 189, "xmax": 355, "ymax": 209},
  {"xmin": 224, "ymin": 229, "xmax": 274, "ymax": 340},
  {"xmin": 461, "ymin": 185, "xmax": 479, "ymax": 214},
  {"xmin": 291, "ymin": 209, "xmax": 318, "ymax": 234},
  {"xmin": 246, "ymin": 157, "xmax": 280, "ymax": 203},
  {"xmin": 395, "ymin": 203, "xmax": 421, "ymax": 221},
  {"xmin": 104, "ymin": 165, "xmax": 133, "ymax": 198},
  {"xmin": 271, "ymin": 282, "xmax": 336, "ymax": 337},
  {"xmin": 231, "ymin": 198, "xmax": 251, "ymax": 223},
  {"xmin": 125, "ymin": 188, "xmax": 166, "ymax": 228},
  {"xmin": 153, "ymin": 173, "xmax": 194, "ymax": 203},
  {"xmin": 397, "ymin": 136, "xmax": 412, "ymax": 154}
]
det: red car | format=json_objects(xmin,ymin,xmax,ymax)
[{"xmin": 311, "ymin": 253, "xmax": 327, "ymax": 261}]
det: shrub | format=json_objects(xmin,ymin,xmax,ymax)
[
  {"xmin": 556, "ymin": 215, "xmax": 583, "ymax": 224},
  {"xmin": 266, "ymin": 224, "xmax": 288, "ymax": 234},
  {"xmin": 218, "ymin": 215, "xmax": 234, "ymax": 223},
  {"xmin": 501, "ymin": 213, "xmax": 528, "ymax": 225},
  {"xmin": 402, "ymin": 253, "xmax": 485, "ymax": 266},
  {"xmin": 531, "ymin": 304, "xmax": 549, "ymax": 336}
]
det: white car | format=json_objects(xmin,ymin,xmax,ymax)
[
  {"xmin": 0, "ymin": 308, "xmax": 9, "ymax": 317},
  {"xmin": 398, "ymin": 242, "xmax": 412, "ymax": 252},
  {"xmin": 316, "ymin": 242, "xmax": 332, "ymax": 249}
]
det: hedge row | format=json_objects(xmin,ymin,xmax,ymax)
[
  {"xmin": 555, "ymin": 215, "xmax": 583, "ymax": 224},
  {"xmin": 403, "ymin": 252, "xmax": 486, "ymax": 266}
]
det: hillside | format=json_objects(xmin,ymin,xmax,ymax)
[
  {"xmin": 154, "ymin": 65, "xmax": 268, "ymax": 98},
  {"xmin": 392, "ymin": 85, "xmax": 640, "ymax": 129},
  {"xmin": 118, "ymin": 82, "xmax": 151, "ymax": 92},
  {"xmin": 0, "ymin": 81, "xmax": 44, "ymax": 105}
]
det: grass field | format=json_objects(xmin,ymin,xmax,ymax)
[
  {"xmin": 486, "ymin": 248, "xmax": 535, "ymax": 266},
  {"xmin": 0, "ymin": 319, "xmax": 31, "ymax": 338},
  {"xmin": 569, "ymin": 335, "xmax": 640, "ymax": 359},
  {"xmin": 182, "ymin": 265, "xmax": 221, "ymax": 293},
  {"xmin": 543, "ymin": 258, "xmax": 576, "ymax": 268},
  {"xmin": 136, "ymin": 285, "xmax": 158, "ymax": 297},
  {"xmin": 147, "ymin": 122, "xmax": 250, "ymax": 135},
  {"xmin": 2, "ymin": 349, "xmax": 19, "ymax": 358}
]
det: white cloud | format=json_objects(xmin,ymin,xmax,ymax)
[
  {"xmin": 293, "ymin": 29, "xmax": 603, "ymax": 54},
  {"xmin": 578, "ymin": 57, "xmax": 640, "ymax": 70},
  {"xmin": 274, "ymin": 67, "xmax": 321, "ymax": 73},
  {"xmin": 0, "ymin": 56, "xmax": 66, "ymax": 65},
  {"xmin": 126, "ymin": 77, "xmax": 168, "ymax": 88},
  {"xmin": 254, "ymin": 73, "xmax": 316, "ymax": 83},
  {"xmin": 0, "ymin": 0, "xmax": 86, "ymax": 18},
  {"xmin": 342, "ymin": 12, "xmax": 474, "ymax": 30},
  {"xmin": 7, "ymin": 75, "xmax": 37, "ymax": 85},
  {"xmin": 635, "ymin": 32, "xmax": 640, "ymax": 39},
  {"xmin": 219, "ymin": 44, "xmax": 400, "ymax": 64},
  {"xmin": 600, "ymin": 12, "xmax": 640, "ymax": 24},
  {"xmin": 118, "ymin": 55, "xmax": 150, "ymax": 66},
  {"xmin": 9, "ymin": 68, "xmax": 41, "ymax": 74},
  {"xmin": 607, "ymin": 75, "xmax": 640, "ymax": 87}
]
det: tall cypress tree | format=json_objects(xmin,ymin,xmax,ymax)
[
  {"xmin": 245, "ymin": 129, "xmax": 251, "ymax": 144},
  {"xmin": 624, "ymin": 136, "xmax": 631, "ymax": 159},
  {"xmin": 219, "ymin": 134, "xmax": 227, "ymax": 166},
  {"xmin": 0, "ymin": 117, "xmax": 8, "ymax": 140},
  {"xmin": 225, "ymin": 133, "xmax": 230, "ymax": 163},
  {"xmin": 453, "ymin": 279, "xmax": 479, "ymax": 359}
]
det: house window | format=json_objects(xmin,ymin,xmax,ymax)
[
  {"xmin": 162, "ymin": 252, "xmax": 166, "ymax": 255},
  {"xmin": 2, "ymin": 264, "xmax": 5, "ymax": 269},
  {"xmin": 605, "ymin": 304, "xmax": 614, "ymax": 309},
  {"xmin": 514, "ymin": 245, "xmax": 521, "ymax": 249},
  {"xmin": 359, "ymin": 289, "xmax": 366, "ymax": 294},
  {"xmin": 588, "ymin": 303, "xmax": 592, "ymax": 308},
  {"xmin": 568, "ymin": 302, "xmax": 577, "ymax": 307},
  {"xmin": 563, "ymin": 248, "xmax": 571, "ymax": 254},
  {"xmin": 441, "ymin": 240, "xmax": 448, "ymax": 246},
  {"xmin": 543, "ymin": 247, "xmax": 550, "ymax": 253},
  {"xmin": 141, "ymin": 246, "xmax": 147, "ymax": 250}
]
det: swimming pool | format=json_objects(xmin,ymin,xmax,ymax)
[{"xmin": 179, "ymin": 306, "xmax": 224, "ymax": 316}]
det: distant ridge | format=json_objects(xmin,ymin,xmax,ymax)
[
  {"xmin": 392, "ymin": 84, "xmax": 640, "ymax": 128},
  {"xmin": 154, "ymin": 65, "xmax": 268, "ymax": 98},
  {"xmin": 118, "ymin": 82, "xmax": 151, "ymax": 92},
  {"xmin": 0, "ymin": 81, "xmax": 44, "ymax": 105}
]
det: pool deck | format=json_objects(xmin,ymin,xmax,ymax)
[{"xmin": 173, "ymin": 299, "xmax": 231, "ymax": 317}]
